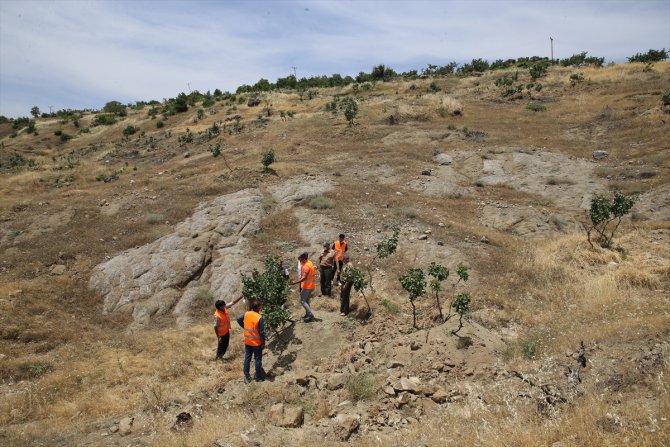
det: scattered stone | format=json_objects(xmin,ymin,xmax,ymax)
[
  {"xmin": 364, "ymin": 342, "xmax": 373, "ymax": 355},
  {"xmin": 50, "ymin": 264, "xmax": 67, "ymax": 275},
  {"xmin": 410, "ymin": 341, "xmax": 421, "ymax": 351},
  {"xmin": 396, "ymin": 392, "xmax": 412, "ymax": 407},
  {"xmin": 592, "ymin": 150, "xmax": 609, "ymax": 160},
  {"xmin": 268, "ymin": 403, "xmax": 304, "ymax": 428},
  {"xmin": 326, "ymin": 373, "xmax": 346, "ymax": 391},
  {"xmin": 382, "ymin": 385, "xmax": 396, "ymax": 396},
  {"xmin": 387, "ymin": 360, "xmax": 404, "ymax": 368},
  {"xmin": 118, "ymin": 416, "xmax": 133, "ymax": 436},
  {"xmin": 480, "ymin": 236, "xmax": 490, "ymax": 244},
  {"xmin": 430, "ymin": 388, "xmax": 449, "ymax": 403},
  {"xmin": 417, "ymin": 234, "xmax": 428, "ymax": 241},
  {"xmin": 396, "ymin": 192, "xmax": 403, "ymax": 196},
  {"xmin": 334, "ymin": 413, "xmax": 360, "ymax": 440},
  {"xmin": 438, "ymin": 222, "xmax": 445, "ymax": 227},
  {"xmin": 437, "ymin": 241, "xmax": 444, "ymax": 246},
  {"xmin": 421, "ymin": 169, "xmax": 431, "ymax": 176},
  {"xmin": 394, "ymin": 376, "xmax": 422, "ymax": 394},
  {"xmin": 109, "ymin": 424, "xmax": 119, "ymax": 434},
  {"xmin": 183, "ymin": 152, "xmax": 191, "ymax": 158}
]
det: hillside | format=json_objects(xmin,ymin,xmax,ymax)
[{"xmin": 1, "ymin": 62, "xmax": 669, "ymax": 446}]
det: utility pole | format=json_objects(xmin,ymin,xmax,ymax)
[
  {"xmin": 291, "ymin": 66, "xmax": 297, "ymax": 78},
  {"xmin": 187, "ymin": 82, "xmax": 191, "ymax": 93},
  {"xmin": 550, "ymin": 37, "xmax": 554, "ymax": 64},
  {"xmin": 48, "ymin": 105, "xmax": 53, "ymax": 114}
]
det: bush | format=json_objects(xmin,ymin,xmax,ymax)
[
  {"xmin": 570, "ymin": 73, "xmax": 585, "ymax": 85},
  {"xmin": 122, "ymin": 125, "xmax": 138, "ymax": 137},
  {"xmin": 308, "ymin": 195, "xmax": 334, "ymax": 209},
  {"xmin": 561, "ymin": 52, "xmax": 605, "ymax": 67},
  {"xmin": 145, "ymin": 214, "xmax": 164, "ymax": 224},
  {"xmin": 102, "ymin": 100, "xmax": 127, "ymax": 116},
  {"xmin": 428, "ymin": 81, "xmax": 441, "ymax": 93},
  {"xmin": 526, "ymin": 103, "xmax": 546, "ymax": 112},
  {"xmin": 174, "ymin": 93, "xmax": 189, "ymax": 113},
  {"xmin": 587, "ymin": 191, "xmax": 636, "ymax": 249},
  {"xmin": 240, "ymin": 255, "xmax": 291, "ymax": 336},
  {"xmin": 345, "ymin": 373, "xmax": 376, "ymax": 401},
  {"xmin": 261, "ymin": 148, "xmax": 275, "ymax": 171},
  {"xmin": 662, "ymin": 90, "xmax": 670, "ymax": 107},
  {"xmin": 59, "ymin": 133, "xmax": 72, "ymax": 142},
  {"xmin": 94, "ymin": 114, "xmax": 117, "ymax": 126},
  {"xmin": 628, "ymin": 48, "xmax": 668, "ymax": 63},
  {"xmin": 400, "ymin": 268, "xmax": 426, "ymax": 329},
  {"xmin": 339, "ymin": 97, "xmax": 358, "ymax": 126},
  {"xmin": 529, "ymin": 63, "xmax": 548, "ymax": 80},
  {"xmin": 156, "ymin": 120, "xmax": 165, "ymax": 128}
]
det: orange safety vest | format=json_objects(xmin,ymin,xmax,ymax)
[
  {"xmin": 301, "ymin": 260, "xmax": 316, "ymax": 290},
  {"xmin": 214, "ymin": 308, "xmax": 231, "ymax": 336},
  {"xmin": 334, "ymin": 240, "xmax": 347, "ymax": 261},
  {"xmin": 243, "ymin": 311, "xmax": 263, "ymax": 347}
]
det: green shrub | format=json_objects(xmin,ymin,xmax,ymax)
[
  {"xmin": 240, "ymin": 255, "xmax": 291, "ymax": 335},
  {"xmin": 122, "ymin": 125, "xmax": 138, "ymax": 137},
  {"xmin": 428, "ymin": 81, "xmax": 441, "ymax": 93},
  {"xmin": 399, "ymin": 268, "xmax": 426, "ymax": 329},
  {"xmin": 156, "ymin": 120, "xmax": 165, "ymax": 128},
  {"xmin": 261, "ymin": 148, "xmax": 275, "ymax": 171},
  {"xmin": 94, "ymin": 114, "xmax": 117, "ymax": 126},
  {"xmin": 529, "ymin": 63, "xmax": 548, "ymax": 80},
  {"xmin": 403, "ymin": 207, "xmax": 417, "ymax": 218},
  {"xmin": 570, "ymin": 73, "xmax": 585, "ymax": 85},
  {"xmin": 526, "ymin": 103, "xmax": 546, "ymax": 112},
  {"xmin": 380, "ymin": 299, "xmax": 400, "ymax": 314},
  {"xmin": 339, "ymin": 97, "xmax": 358, "ymax": 126},
  {"xmin": 662, "ymin": 90, "xmax": 670, "ymax": 107},
  {"xmin": 628, "ymin": 48, "xmax": 668, "ymax": 63},
  {"xmin": 308, "ymin": 195, "xmax": 334, "ymax": 209},
  {"xmin": 587, "ymin": 191, "xmax": 636, "ymax": 249},
  {"xmin": 103, "ymin": 100, "xmax": 127, "ymax": 116},
  {"xmin": 59, "ymin": 133, "xmax": 72, "ymax": 142},
  {"xmin": 345, "ymin": 373, "xmax": 376, "ymax": 401},
  {"xmin": 145, "ymin": 214, "xmax": 164, "ymax": 224}
]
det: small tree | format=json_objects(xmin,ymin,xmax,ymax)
[
  {"xmin": 346, "ymin": 265, "xmax": 371, "ymax": 317},
  {"xmin": 240, "ymin": 256, "xmax": 291, "ymax": 339},
  {"xmin": 103, "ymin": 100, "xmax": 127, "ymax": 116},
  {"xmin": 427, "ymin": 262, "xmax": 449, "ymax": 322},
  {"xmin": 627, "ymin": 48, "xmax": 668, "ymax": 63},
  {"xmin": 261, "ymin": 149, "xmax": 275, "ymax": 172},
  {"xmin": 399, "ymin": 268, "xmax": 426, "ymax": 330},
  {"xmin": 586, "ymin": 191, "xmax": 636, "ymax": 249},
  {"xmin": 30, "ymin": 106, "xmax": 40, "ymax": 118},
  {"xmin": 339, "ymin": 97, "xmax": 358, "ymax": 126},
  {"xmin": 367, "ymin": 224, "xmax": 400, "ymax": 292},
  {"xmin": 452, "ymin": 293, "xmax": 471, "ymax": 335},
  {"xmin": 209, "ymin": 143, "xmax": 221, "ymax": 157}
]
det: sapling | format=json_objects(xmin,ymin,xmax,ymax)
[
  {"xmin": 345, "ymin": 265, "xmax": 371, "ymax": 317},
  {"xmin": 399, "ymin": 268, "xmax": 426, "ymax": 330},
  {"xmin": 427, "ymin": 262, "xmax": 449, "ymax": 322},
  {"xmin": 586, "ymin": 191, "xmax": 636, "ymax": 249},
  {"xmin": 367, "ymin": 224, "xmax": 400, "ymax": 292},
  {"xmin": 452, "ymin": 293, "xmax": 471, "ymax": 335}
]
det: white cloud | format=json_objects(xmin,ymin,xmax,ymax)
[{"xmin": 1, "ymin": 0, "xmax": 668, "ymax": 117}]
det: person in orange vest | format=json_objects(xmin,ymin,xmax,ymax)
[
  {"xmin": 291, "ymin": 252, "xmax": 315, "ymax": 322},
  {"xmin": 213, "ymin": 296, "xmax": 243, "ymax": 361},
  {"xmin": 236, "ymin": 300, "xmax": 266, "ymax": 383},
  {"xmin": 333, "ymin": 233, "xmax": 348, "ymax": 285}
]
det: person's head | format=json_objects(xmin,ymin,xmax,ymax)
[
  {"xmin": 215, "ymin": 299, "xmax": 226, "ymax": 310},
  {"xmin": 250, "ymin": 300, "xmax": 261, "ymax": 312},
  {"xmin": 323, "ymin": 241, "xmax": 330, "ymax": 250},
  {"xmin": 339, "ymin": 233, "xmax": 345, "ymax": 241},
  {"xmin": 299, "ymin": 252, "xmax": 308, "ymax": 262},
  {"xmin": 343, "ymin": 254, "xmax": 350, "ymax": 264}
]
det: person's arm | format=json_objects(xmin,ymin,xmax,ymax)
[
  {"xmin": 226, "ymin": 295, "xmax": 244, "ymax": 308},
  {"xmin": 236, "ymin": 314, "xmax": 245, "ymax": 328},
  {"xmin": 291, "ymin": 267, "xmax": 307, "ymax": 285},
  {"xmin": 259, "ymin": 317, "xmax": 266, "ymax": 348},
  {"xmin": 213, "ymin": 316, "xmax": 220, "ymax": 337}
]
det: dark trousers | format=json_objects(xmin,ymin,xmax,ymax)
[
  {"xmin": 243, "ymin": 345, "xmax": 263, "ymax": 380},
  {"xmin": 335, "ymin": 260, "xmax": 344, "ymax": 282},
  {"xmin": 340, "ymin": 283, "xmax": 352, "ymax": 314},
  {"xmin": 216, "ymin": 332, "xmax": 230, "ymax": 360},
  {"xmin": 320, "ymin": 266, "xmax": 334, "ymax": 296}
]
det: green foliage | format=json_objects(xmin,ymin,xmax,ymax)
[
  {"xmin": 345, "ymin": 373, "xmax": 376, "ymax": 401},
  {"xmin": 560, "ymin": 52, "xmax": 605, "ymax": 67},
  {"xmin": 94, "ymin": 114, "xmax": 117, "ymax": 126},
  {"xmin": 380, "ymin": 299, "xmax": 400, "ymax": 315},
  {"xmin": 428, "ymin": 262, "xmax": 449, "ymax": 321},
  {"xmin": 156, "ymin": 120, "xmax": 165, "ymax": 129},
  {"xmin": 12, "ymin": 116, "xmax": 31, "ymax": 130},
  {"xmin": 400, "ymin": 268, "xmax": 426, "ymax": 329},
  {"xmin": 456, "ymin": 264, "xmax": 469, "ymax": 282},
  {"xmin": 339, "ymin": 97, "xmax": 358, "ymax": 126},
  {"xmin": 196, "ymin": 109, "xmax": 205, "ymax": 120},
  {"xmin": 526, "ymin": 103, "xmax": 546, "ymax": 112},
  {"xmin": 122, "ymin": 125, "xmax": 138, "ymax": 137},
  {"xmin": 366, "ymin": 224, "xmax": 400, "ymax": 295},
  {"xmin": 209, "ymin": 143, "xmax": 221, "ymax": 157},
  {"xmin": 529, "ymin": 63, "xmax": 548, "ymax": 81},
  {"xmin": 570, "ymin": 73, "xmax": 585, "ymax": 85},
  {"xmin": 178, "ymin": 129, "xmax": 193, "ymax": 145},
  {"xmin": 459, "ymin": 58, "xmax": 490, "ymax": 73},
  {"xmin": 174, "ymin": 93, "xmax": 189, "ymax": 113},
  {"xmin": 662, "ymin": 90, "xmax": 670, "ymax": 107},
  {"xmin": 261, "ymin": 148, "xmax": 275, "ymax": 171},
  {"xmin": 59, "ymin": 133, "xmax": 72, "ymax": 142},
  {"xmin": 240, "ymin": 255, "xmax": 291, "ymax": 336},
  {"xmin": 308, "ymin": 195, "xmax": 334, "ymax": 209},
  {"xmin": 345, "ymin": 265, "xmax": 372, "ymax": 315},
  {"xmin": 30, "ymin": 106, "xmax": 40, "ymax": 118},
  {"xmin": 1, "ymin": 152, "xmax": 37, "ymax": 170},
  {"xmin": 145, "ymin": 213, "xmax": 164, "ymax": 224},
  {"xmin": 371, "ymin": 64, "xmax": 397, "ymax": 81},
  {"xmin": 627, "ymin": 48, "xmax": 668, "ymax": 63},
  {"xmin": 0, "ymin": 115, "xmax": 9, "ymax": 124},
  {"xmin": 102, "ymin": 100, "xmax": 127, "ymax": 116},
  {"xmin": 452, "ymin": 293, "xmax": 471, "ymax": 335},
  {"xmin": 428, "ymin": 81, "xmax": 441, "ymax": 93},
  {"xmin": 587, "ymin": 191, "xmax": 636, "ymax": 249}
]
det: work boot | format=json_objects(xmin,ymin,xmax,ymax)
[{"xmin": 244, "ymin": 376, "xmax": 251, "ymax": 384}]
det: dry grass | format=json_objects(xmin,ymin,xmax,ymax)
[{"xmin": 1, "ymin": 61, "xmax": 669, "ymax": 446}]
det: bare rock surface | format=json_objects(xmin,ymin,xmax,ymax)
[
  {"xmin": 89, "ymin": 188, "xmax": 264, "ymax": 326},
  {"xmin": 269, "ymin": 175, "xmax": 335, "ymax": 208}
]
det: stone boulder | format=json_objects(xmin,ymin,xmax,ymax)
[
  {"xmin": 268, "ymin": 403, "xmax": 304, "ymax": 428},
  {"xmin": 333, "ymin": 413, "xmax": 360, "ymax": 441}
]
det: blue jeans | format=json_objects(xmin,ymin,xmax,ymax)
[{"xmin": 243, "ymin": 345, "xmax": 263, "ymax": 380}]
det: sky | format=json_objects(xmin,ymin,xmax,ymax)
[{"xmin": 0, "ymin": 0, "xmax": 669, "ymax": 118}]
